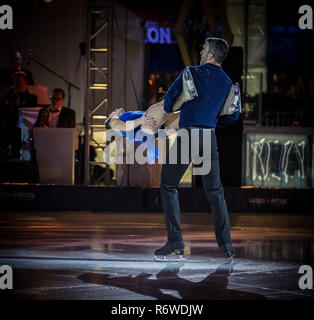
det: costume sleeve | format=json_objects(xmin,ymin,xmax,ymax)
[
  {"xmin": 216, "ymin": 110, "xmax": 241, "ymax": 128},
  {"xmin": 118, "ymin": 111, "xmax": 144, "ymax": 123},
  {"xmin": 163, "ymin": 69, "xmax": 184, "ymax": 114}
]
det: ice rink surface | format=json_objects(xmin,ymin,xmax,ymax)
[{"xmin": 0, "ymin": 211, "xmax": 313, "ymax": 300}]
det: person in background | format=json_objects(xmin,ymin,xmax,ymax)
[
  {"xmin": 33, "ymin": 88, "xmax": 75, "ymax": 128},
  {"xmin": 0, "ymin": 50, "xmax": 34, "ymax": 86},
  {"xmin": 0, "ymin": 71, "xmax": 37, "ymax": 159},
  {"xmin": 2, "ymin": 71, "xmax": 37, "ymax": 108}
]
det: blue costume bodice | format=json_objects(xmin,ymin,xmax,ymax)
[{"xmin": 117, "ymin": 111, "xmax": 159, "ymax": 164}]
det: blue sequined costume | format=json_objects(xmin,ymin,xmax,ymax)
[{"xmin": 116, "ymin": 111, "xmax": 159, "ymax": 164}]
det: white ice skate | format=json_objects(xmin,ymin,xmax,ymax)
[{"xmin": 181, "ymin": 67, "xmax": 198, "ymax": 102}]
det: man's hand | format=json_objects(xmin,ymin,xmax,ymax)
[{"xmin": 141, "ymin": 113, "xmax": 158, "ymax": 131}]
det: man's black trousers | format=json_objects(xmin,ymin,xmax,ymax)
[{"xmin": 160, "ymin": 128, "xmax": 233, "ymax": 253}]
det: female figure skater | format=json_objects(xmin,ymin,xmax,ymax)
[
  {"xmin": 103, "ymin": 67, "xmax": 198, "ymax": 164},
  {"xmin": 104, "ymin": 67, "xmax": 198, "ymax": 135}
]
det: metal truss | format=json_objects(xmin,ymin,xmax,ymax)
[{"xmin": 84, "ymin": 0, "xmax": 113, "ymax": 185}]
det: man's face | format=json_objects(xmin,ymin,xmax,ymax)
[
  {"xmin": 9, "ymin": 55, "xmax": 22, "ymax": 70},
  {"xmin": 200, "ymin": 42, "xmax": 210, "ymax": 65},
  {"xmin": 50, "ymin": 91, "xmax": 64, "ymax": 110}
]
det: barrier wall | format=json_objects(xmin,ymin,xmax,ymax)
[{"xmin": 0, "ymin": 184, "xmax": 313, "ymax": 214}]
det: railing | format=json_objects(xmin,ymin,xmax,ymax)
[{"xmin": 263, "ymin": 112, "xmax": 297, "ymax": 127}]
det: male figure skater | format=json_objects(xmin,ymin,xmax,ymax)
[{"xmin": 154, "ymin": 37, "xmax": 240, "ymax": 263}]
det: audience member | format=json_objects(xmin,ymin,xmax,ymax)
[
  {"xmin": 0, "ymin": 71, "xmax": 37, "ymax": 159},
  {"xmin": 2, "ymin": 71, "xmax": 37, "ymax": 107},
  {"xmin": 0, "ymin": 50, "xmax": 34, "ymax": 86},
  {"xmin": 33, "ymin": 88, "xmax": 75, "ymax": 128}
]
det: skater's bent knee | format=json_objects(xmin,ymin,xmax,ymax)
[{"xmin": 204, "ymin": 185, "xmax": 224, "ymax": 195}]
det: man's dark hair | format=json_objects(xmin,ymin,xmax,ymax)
[
  {"xmin": 53, "ymin": 88, "xmax": 65, "ymax": 99},
  {"xmin": 205, "ymin": 37, "xmax": 229, "ymax": 64}
]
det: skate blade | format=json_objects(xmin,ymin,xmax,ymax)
[
  {"xmin": 154, "ymin": 255, "xmax": 186, "ymax": 262},
  {"xmin": 186, "ymin": 81, "xmax": 198, "ymax": 98},
  {"xmin": 225, "ymin": 257, "xmax": 236, "ymax": 265},
  {"xmin": 184, "ymin": 69, "xmax": 198, "ymax": 98}
]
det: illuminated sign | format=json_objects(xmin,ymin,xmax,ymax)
[{"xmin": 145, "ymin": 21, "xmax": 176, "ymax": 44}]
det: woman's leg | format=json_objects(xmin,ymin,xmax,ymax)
[
  {"xmin": 142, "ymin": 101, "xmax": 168, "ymax": 133},
  {"xmin": 142, "ymin": 92, "xmax": 188, "ymax": 133}
]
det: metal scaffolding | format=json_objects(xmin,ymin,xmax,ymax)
[{"xmin": 84, "ymin": 0, "xmax": 113, "ymax": 185}]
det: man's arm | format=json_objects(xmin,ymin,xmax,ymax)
[
  {"xmin": 67, "ymin": 109, "xmax": 76, "ymax": 128},
  {"xmin": 163, "ymin": 70, "xmax": 184, "ymax": 114},
  {"xmin": 216, "ymin": 110, "xmax": 241, "ymax": 128},
  {"xmin": 33, "ymin": 108, "xmax": 46, "ymax": 128}
]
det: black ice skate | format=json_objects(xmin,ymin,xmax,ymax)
[{"xmin": 154, "ymin": 241, "xmax": 185, "ymax": 262}]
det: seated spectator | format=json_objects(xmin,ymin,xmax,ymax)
[
  {"xmin": 0, "ymin": 50, "xmax": 34, "ymax": 86},
  {"xmin": 33, "ymin": 88, "xmax": 75, "ymax": 128},
  {"xmin": 0, "ymin": 71, "xmax": 37, "ymax": 159},
  {"xmin": 2, "ymin": 71, "xmax": 37, "ymax": 107}
]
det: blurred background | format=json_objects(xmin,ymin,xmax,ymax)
[{"xmin": 0, "ymin": 0, "xmax": 313, "ymax": 212}]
